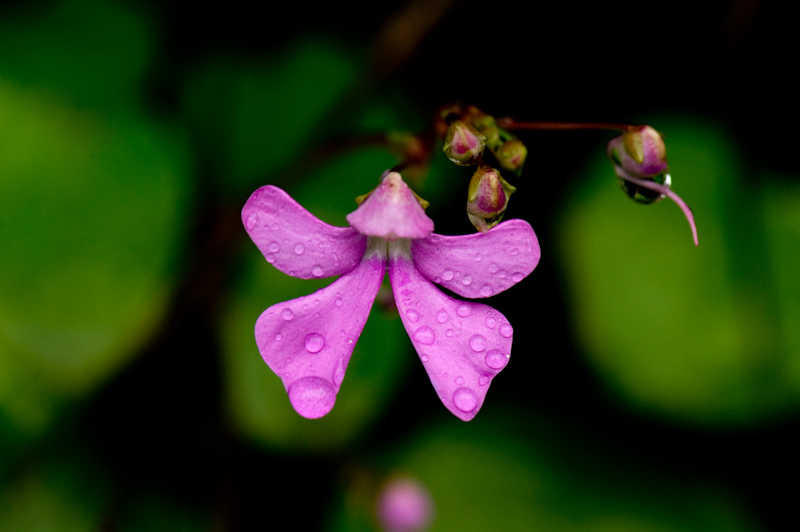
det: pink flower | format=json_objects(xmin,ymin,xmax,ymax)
[{"xmin": 242, "ymin": 172, "xmax": 540, "ymax": 421}]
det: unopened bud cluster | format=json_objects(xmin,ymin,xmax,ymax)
[
  {"xmin": 607, "ymin": 125, "xmax": 670, "ymax": 204},
  {"xmin": 438, "ymin": 104, "xmax": 528, "ymax": 232}
]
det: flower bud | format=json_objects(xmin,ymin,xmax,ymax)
[
  {"xmin": 376, "ymin": 477, "xmax": 434, "ymax": 532},
  {"xmin": 495, "ymin": 139, "xmax": 528, "ymax": 175},
  {"xmin": 608, "ymin": 125, "xmax": 670, "ymax": 205},
  {"xmin": 442, "ymin": 120, "xmax": 486, "ymax": 166},
  {"xmin": 466, "ymin": 165, "xmax": 516, "ymax": 232}
]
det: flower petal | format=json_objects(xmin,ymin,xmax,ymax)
[
  {"xmin": 255, "ymin": 248, "xmax": 386, "ymax": 418},
  {"xmin": 389, "ymin": 243, "xmax": 514, "ymax": 421},
  {"xmin": 411, "ymin": 219, "xmax": 540, "ymax": 299},
  {"xmin": 346, "ymin": 171, "xmax": 434, "ymax": 241},
  {"xmin": 243, "ymin": 185, "xmax": 366, "ymax": 279}
]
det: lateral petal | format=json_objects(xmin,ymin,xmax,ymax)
[
  {"xmin": 389, "ymin": 245, "xmax": 514, "ymax": 421},
  {"xmin": 255, "ymin": 249, "xmax": 385, "ymax": 418},
  {"xmin": 243, "ymin": 185, "xmax": 366, "ymax": 279},
  {"xmin": 410, "ymin": 219, "xmax": 540, "ymax": 299}
]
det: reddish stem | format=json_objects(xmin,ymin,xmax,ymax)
[{"xmin": 496, "ymin": 118, "xmax": 636, "ymax": 132}]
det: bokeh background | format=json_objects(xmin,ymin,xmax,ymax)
[{"xmin": 1, "ymin": 0, "xmax": 797, "ymax": 530}]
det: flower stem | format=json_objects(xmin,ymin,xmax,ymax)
[
  {"xmin": 622, "ymin": 175, "xmax": 699, "ymax": 246},
  {"xmin": 495, "ymin": 118, "xmax": 636, "ymax": 132}
]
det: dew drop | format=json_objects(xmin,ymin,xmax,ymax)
[
  {"xmin": 421, "ymin": 354, "xmax": 429, "ymax": 362},
  {"xmin": 311, "ymin": 265, "xmax": 324, "ymax": 277},
  {"xmin": 455, "ymin": 376, "xmax": 464, "ymax": 385},
  {"xmin": 266, "ymin": 254, "xmax": 275, "ymax": 263},
  {"xmin": 288, "ymin": 377, "xmax": 336, "ymax": 419},
  {"xmin": 335, "ymin": 298, "xmax": 343, "ymax": 307},
  {"xmin": 436, "ymin": 308, "xmax": 449, "ymax": 324},
  {"xmin": 281, "ymin": 308, "xmax": 294, "ymax": 321},
  {"xmin": 469, "ymin": 334, "xmax": 486, "ymax": 352},
  {"xmin": 474, "ymin": 253, "xmax": 482, "ymax": 262},
  {"xmin": 272, "ymin": 223, "xmax": 279, "ymax": 230},
  {"xmin": 511, "ymin": 272, "xmax": 524, "ymax": 282},
  {"xmin": 304, "ymin": 333, "xmax": 325, "ymax": 353},
  {"xmin": 499, "ymin": 323, "xmax": 514, "ymax": 338},
  {"xmin": 499, "ymin": 270, "xmax": 507, "ymax": 278},
  {"xmin": 485, "ymin": 349, "xmax": 509, "ymax": 370},
  {"xmin": 268, "ymin": 241, "xmax": 280, "ymax": 253},
  {"xmin": 511, "ymin": 248, "xmax": 520, "ymax": 256},
  {"xmin": 442, "ymin": 269, "xmax": 454, "ymax": 281},
  {"xmin": 461, "ymin": 275, "xmax": 473, "ymax": 286},
  {"xmin": 485, "ymin": 316, "xmax": 497, "ymax": 329},
  {"xmin": 333, "ymin": 358, "xmax": 346, "ymax": 387},
  {"xmin": 479, "ymin": 376, "xmax": 489, "ymax": 386},
  {"xmin": 488, "ymin": 262, "xmax": 499, "ymax": 274},
  {"xmin": 453, "ymin": 387, "xmax": 478, "ymax": 412},
  {"xmin": 245, "ymin": 212, "xmax": 258, "ymax": 230},
  {"xmin": 446, "ymin": 329, "xmax": 454, "ymax": 337},
  {"xmin": 294, "ymin": 243, "xmax": 305, "ymax": 255},
  {"xmin": 274, "ymin": 333, "xmax": 283, "ymax": 341},
  {"xmin": 405, "ymin": 309, "xmax": 420, "ymax": 323},
  {"xmin": 412, "ymin": 326, "xmax": 435, "ymax": 346},
  {"xmin": 480, "ymin": 284, "xmax": 493, "ymax": 297},
  {"xmin": 456, "ymin": 303, "xmax": 471, "ymax": 317}
]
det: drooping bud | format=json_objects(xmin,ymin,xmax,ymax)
[
  {"xmin": 442, "ymin": 120, "xmax": 486, "ymax": 166},
  {"xmin": 495, "ymin": 139, "xmax": 528, "ymax": 175},
  {"xmin": 376, "ymin": 476, "xmax": 434, "ymax": 532},
  {"xmin": 466, "ymin": 165, "xmax": 516, "ymax": 232},
  {"xmin": 347, "ymin": 171, "xmax": 434, "ymax": 241},
  {"xmin": 607, "ymin": 125, "xmax": 669, "ymax": 205}
]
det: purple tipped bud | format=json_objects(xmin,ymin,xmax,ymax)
[
  {"xmin": 376, "ymin": 477, "xmax": 434, "ymax": 532},
  {"xmin": 443, "ymin": 120, "xmax": 486, "ymax": 166},
  {"xmin": 495, "ymin": 139, "xmax": 528, "ymax": 175},
  {"xmin": 466, "ymin": 165, "xmax": 516, "ymax": 232},
  {"xmin": 607, "ymin": 125, "xmax": 668, "ymax": 179}
]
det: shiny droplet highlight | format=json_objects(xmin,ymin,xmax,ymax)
[
  {"xmin": 413, "ymin": 326, "xmax": 435, "ymax": 346},
  {"xmin": 288, "ymin": 377, "xmax": 336, "ymax": 419},
  {"xmin": 304, "ymin": 333, "xmax": 325, "ymax": 353},
  {"xmin": 453, "ymin": 387, "xmax": 478, "ymax": 412},
  {"xmin": 485, "ymin": 349, "xmax": 509, "ymax": 369},
  {"xmin": 469, "ymin": 334, "xmax": 486, "ymax": 352}
]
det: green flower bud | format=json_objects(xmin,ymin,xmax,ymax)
[
  {"xmin": 443, "ymin": 120, "xmax": 486, "ymax": 166},
  {"xmin": 466, "ymin": 165, "xmax": 516, "ymax": 232},
  {"xmin": 495, "ymin": 139, "xmax": 527, "ymax": 175}
]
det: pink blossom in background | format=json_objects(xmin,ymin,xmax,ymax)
[{"xmin": 376, "ymin": 476, "xmax": 434, "ymax": 532}]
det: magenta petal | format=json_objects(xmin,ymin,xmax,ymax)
[
  {"xmin": 389, "ymin": 248, "xmax": 514, "ymax": 421},
  {"xmin": 411, "ymin": 219, "xmax": 540, "ymax": 299},
  {"xmin": 243, "ymin": 185, "xmax": 366, "ymax": 279},
  {"xmin": 254, "ymin": 253, "xmax": 385, "ymax": 418}
]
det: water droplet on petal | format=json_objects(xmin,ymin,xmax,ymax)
[
  {"xmin": 456, "ymin": 303, "xmax": 471, "ymax": 317},
  {"xmin": 453, "ymin": 387, "xmax": 478, "ymax": 412},
  {"xmin": 294, "ymin": 243, "xmax": 305, "ymax": 255},
  {"xmin": 475, "ymin": 254, "xmax": 482, "ymax": 262},
  {"xmin": 281, "ymin": 308, "xmax": 294, "ymax": 321},
  {"xmin": 333, "ymin": 358, "xmax": 346, "ymax": 386},
  {"xmin": 405, "ymin": 309, "xmax": 420, "ymax": 323},
  {"xmin": 442, "ymin": 269, "xmax": 454, "ymax": 281},
  {"xmin": 311, "ymin": 265, "xmax": 324, "ymax": 277},
  {"xmin": 479, "ymin": 376, "xmax": 489, "ymax": 386},
  {"xmin": 304, "ymin": 333, "xmax": 325, "ymax": 353},
  {"xmin": 288, "ymin": 377, "xmax": 336, "ymax": 419},
  {"xmin": 499, "ymin": 270, "xmax": 507, "ymax": 278},
  {"xmin": 499, "ymin": 323, "xmax": 513, "ymax": 338},
  {"xmin": 245, "ymin": 212, "xmax": 258, "ymax": 230},
  {"xmin": 488, "ymin": 262, "xmax": 499, "ymax": 274},
  {"xmin": 455, "ymin": 376, "xmax": 464, "ymax": 385},
  {"xmin": 480, "ymin": 284, "xmax": 493, "ymax": 297},
  {"xmin": 511, "ymin": 272, "xmax": 524, "ymax": 282},
  {"xmin": 413, "ymin": 326, "xmax": 435, "ymax": 345},
  {"xmin": 335, "ymin": 298, "xmax": 343, "ymax": 307},
  {"xmin": 446, "ymin": 329, "xmax": 454, "ymax": 337},
  {"xmin": 436, "ymin": 308, "xmax": 449, "ymax": 323},
  {"xmin": 469, "ymin": 334, "xmax": 486, "ymax": 352},
  {"xmin": 511, "ymin": 248, "xmax": 519, "ymax": 256},
  {"xmin": 274, "ymin": 333, "xmax": 283, "ymax": 341},
  {"xmin": 268, "ymin": 241, "xmax": 280, "ymax": 253},
  {"xmin": 266, "ymin": 254, "xmax": 275, "ymax": 263},
  {"xmin": 421, "ymin": 354, "xmax": 429, "ymax": 362},
  {"xmin": 485, "ymin": 349, "xmax": 509, "ymax": 369},
  {"xmin": 461, "ymin": 275, "xmax": 472, "ymax": 286},
  {"xmin": 485, "ymin": 317, "xmax": 497, "ymax": 329}
]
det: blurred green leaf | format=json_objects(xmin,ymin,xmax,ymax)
[
  {"xmin": 330, "ymin": 411, "xmax": 759, "ymax": 532},
  {"xmin": 557, "ymin": 116, "xmax": 800, "ymax": 426},
  {"xmin": 0, "ymin": 81, "xmax": 191, "ymax": 449},
  {"xmin": 0, "ymin": 0, "xmax": 154, "ymax": 110},
  {"xmin": 183, "ymin": 38, "xmax": 359, "ymax": 194},
  {"xmin": 220, "ymin": 148, "xmax": 411, "ymax": 452}
]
